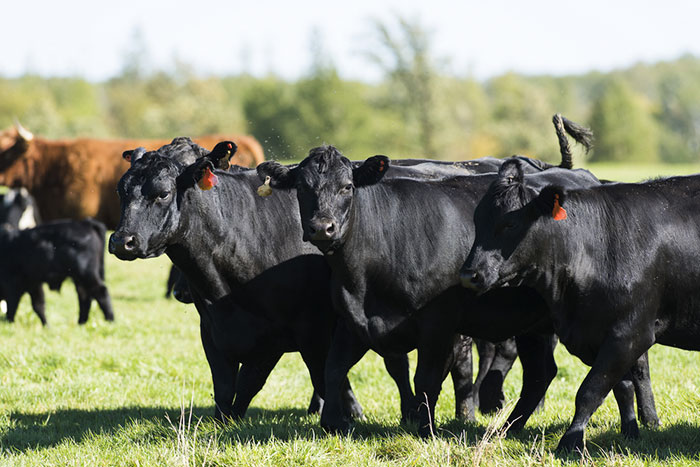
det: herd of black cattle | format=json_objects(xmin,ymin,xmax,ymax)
[{"xmin": 4, "ymin": 114, "xmax": 700, "ymax": 453}]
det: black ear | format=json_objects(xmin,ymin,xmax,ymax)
[
  {"xmin": 498, "ymin": 158, "xmax": 524, "ymax": 185},
  {"xmin": 353, "ymin": 155, "xmax": 389, "ymax": 187},
  {"xmin": 123, "ymin": 147, "xmax": 146, "ymax": 165},
  {"xmin": 535, "ymin": 185, "xmax": 567, "ymax": 220},
  {"xmin": 191, "ymin": 158, "xmax": 218, "ymax": 191},
  {"xmin": 208, "ymin": 141, "xmax": 238, "ymax": 170},
  {"xmin": 257, "ymin": 161, "xmax": 298, "ymax": 190}
]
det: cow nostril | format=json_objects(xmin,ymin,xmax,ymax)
[
  {"xmin": 469, "ymin": 272, "xmax": 479, "ymax": 284},
  {"xmin": 123, "ymin": 236, "xmax": 136, "ymax": 251},
  {"xmin": 326, "ymin": 222, "xmax": 335, "ymax": 234}
]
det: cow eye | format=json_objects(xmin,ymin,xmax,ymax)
[
  {"xmin": 156, "ymin": 191, "xmax": 171, "ymax": 202},
  {"xmin": 341, "ymin": 183, "xmax": 353, "ymax": 193}
]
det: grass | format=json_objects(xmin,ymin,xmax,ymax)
[{"xmin": 2, "ymin": 163, "xmax": 700, "ymax": 465}]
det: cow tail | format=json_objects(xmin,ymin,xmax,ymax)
[
  {"xmin": 85, "ymin": 218, "xmax": 107, "ymax": 280},
  {"xmin": 553, "ymin": 114, "xmax": 594, "ymax": 169}
]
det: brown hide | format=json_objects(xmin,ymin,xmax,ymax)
[{"xmin": 0, "ymin": 127, "xmax": 265, "ymax": 229}]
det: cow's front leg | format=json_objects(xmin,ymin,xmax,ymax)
[
  {"xmin": 232, "ymin": 351, "xmax": 283, "ymax": 418},
  {"xmin": 414, "ymin": 332, "xmax": 460, "ymax": 437},
  {"xmin": 320, "ymin": 321, "xmax": 368, "ymax": 434},
  {"xmin": 611, "ymin": 371, "xmax": 639, "ymax": 439},
  {"xmin": 200, "ymin": 323, "xmax": 238, "ymax": 422},
  {"xmin": 557, "ymin": 332, "xmax": 653, "ymax": 453}
]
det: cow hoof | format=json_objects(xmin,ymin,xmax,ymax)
[
  {"xmin": 621, "ymin": 420, "xmax": 640, "ymax": 439},
  {"xmin": 556, "ymin": 430, "xmax": 584, "ymax": 454},
  {"xmin": 320, "ymin": 417, "xmax": 351, "ymax": 435}
]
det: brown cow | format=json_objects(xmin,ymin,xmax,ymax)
[{"xmin": 0, "ymin": 123, "xmax": 264, "ymax": 229}]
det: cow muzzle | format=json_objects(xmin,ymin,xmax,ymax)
[
  {"xmin": 459, "ymin": 268, "xmax": 484, "ymax": 292},
  {"xmin": 109, "ymin": 231, "xmax": 140, "ymax": 260},
  {"xmin": 308, "ymin": 217, "xmax": 339, "ymax": 242}
]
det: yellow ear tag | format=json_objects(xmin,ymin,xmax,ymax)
[{"xmin": 257, "ymin": 176, "xmax": 272, "ymax": 197}]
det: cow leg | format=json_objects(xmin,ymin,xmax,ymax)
[
  {"xmin": 307, "ymin": 390, "xmax": 324, "ymax": 415},
  {"xmin": 383, "ymin": 354, "xmax": 415, "ymax": 423},
  {"xmin": 4, "ymin": 292, "xmax": 22, "ymax": 323},
  {"xmin": 450, "ymin": 334, "xmax": 475, "ymax": 421},
  {"xmin": 557, "ymin": 333, "xmax": 652, "ymax": 453},
  {"xmin": 320, "ymin": 322, "xmax": 369, "ymax": 433},
  {"xmin": 200, "ymin": 323, "xmax": 238, "ymax": 422},
  {"xmin": 414, "ymin": 333, "xmax": 460, "ymax": 437},
  {"xmin": 299, "ymin": 339, "xmax": 363, "ymax": 420},
  {"xmin": 232, "ymin": 352, "xmax": 283, "ymax": 418},
  {"xmin": 472, "ymin": 338, "xmax": 496, "ymax": 411},
  {"xmin": 91, "ymin": 282, "xmax": 115, "ymax": 322},
  {"xmin": 28, "ymin": 285, "xmax": 47, "ymax": 326},
  {"xmin": 504, "ymin": 334, "xmax": 557, "ymax": 432},
  {"xmin": 630, "ymin": 351, "xmax": 660, "ymax": 428},
  {"xmin": 611, "ymin": 371, "xmax": 639, "ymax": 439},
  {"xmin": 75, "ymin": 283, "xmax": 92, "ymax": 325},
  {"xmin": 479, "ymin": 338, "xmax": 518, "ymax": 414}
]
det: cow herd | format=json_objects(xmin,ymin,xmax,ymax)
[{"xmin": 3, "ymin": 114, "xmax": 700, "ymax": 454}]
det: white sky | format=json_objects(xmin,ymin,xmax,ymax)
[{"xmin": 3, "ymin": 0, "xmax": 700, "ymax": 82}]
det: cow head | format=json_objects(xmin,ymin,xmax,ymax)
[
  {"xmin": 460, "ymin": 159, "xmax": 573, "ymax": 293},
  {"xmin": 257, "ymin": 145, "xmax": 389, "ymax": 254},
  {"xmin": 0, "ymin": 121, "xmax": 34, "ymax": 180},
  {"xmin": 109, "ymin": 138, "xmax": 236, "ymax": 260}
]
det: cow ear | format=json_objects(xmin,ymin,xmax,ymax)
[
  {"xmin": 498, "ymin": 158, "xmax": 524, "ymax": 185},
  {"xmin": 353, "ymin": 155, "xmax": 389, "ymax": 187},
  {"xmin": 207, "ymin": 141, "xmax": 238, "ymax": 170},
  {"xmin": 257, "ymin": 161, "xmax": 297, "ymax": 190},
  {"xmin": 191, "ymin": 158, "xmax": 219, "ymax": 191},
  {"xmin": 123, "ymin": 147, "xmax": 146, "ymax": 165},
  {"xmin": 535, "ymin": 185, "xmax": 568, "ymax": 221}
]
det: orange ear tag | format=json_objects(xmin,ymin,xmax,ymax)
[
  {"xmin": 378, "ymin": 160, "xmax": 385, "ymax": 172},
  {"xmin": 552, "ymin": 194, "xmax": 567, "ymax": 221},
  {"xmin": 198, "ymin": 167, "xmax": 218, "ymax": 191}
]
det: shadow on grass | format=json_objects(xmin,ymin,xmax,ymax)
[{"xmin": 4, "ymin": 405, "xmax": 700, "ymax": 460}]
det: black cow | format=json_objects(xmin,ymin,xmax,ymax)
[
  {"xmin": 461, "ymin": 160, "xmax": 699, "ymax": 452},
  {"xmin": 0, "ymin": 218, "xmax": 114, "ymax": 325},
  {"xmin": 109, "ymin": 139, "xmax": 415, "ymax": 422},
  {"xmin": 257, "ymin": 146, "xmax": 658, "ymax": 437},
  {"xmin": 0, "ymin": 187, "xmax": 41, "ymax": 229}
]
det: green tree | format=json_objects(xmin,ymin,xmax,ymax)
[
  {"xmin": 366, "ymin": 16, "xmax": 439, "ymax": 157},
  {"xmin": 588, "ymin": 78, "xmax": 659, "ymax": 162}
]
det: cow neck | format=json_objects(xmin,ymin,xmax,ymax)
[
  {"xmin": 172, "ymin": 171, "xmax": 307, "ymax": 291},
  {"xmin": 527, "ymin": 191, "xmax": 600, "ymax": 308}
]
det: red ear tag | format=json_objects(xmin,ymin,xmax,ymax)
[
  {"xmin": 227, "ymin": 142, "xmax": 233, "ymax": 149},
  {"xmin": 198, "ymin": 167, "xmax": 218, "ymax": 191},
  {"xmin": 552, "ymin": 194, "xmax": 567, "ymax": 221},
  {"xmin": 379, "ymin": 160, "xmax": 385, "ymax": 172}
]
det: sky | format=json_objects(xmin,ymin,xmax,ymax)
[{"xmin": 3, "ymin": 0, "xmax": 700, "ymax": 82}]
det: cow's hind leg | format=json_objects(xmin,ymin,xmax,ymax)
[
  {"xmin": 307, "ymin": 390, "xmax": 324, "ymax": 415},
  {"xmin": 232, "ymin": 352, "xmax": 283, "ymax": 418},
  {"xmin": 4, "ymin": 292, "xmax": 22, "ymax": 324},
  {"xmin": 451, "ymin": 334, "xmax": 475, "ymax": 421},
  {"xmin": 28, "ymin": 286, "xmax": 47, "ymax": 326},
  {"xmin": 612, "ymin": 372, "xmax": 639, "ymax": 439},
  {"xmin": 79, "ymin": 275, "xmax": 114, "ymax": 322},
  {"xmin": 557, "ymin": 333, "xmax": 652, "ymax": 453},
  {"xmin": 472, "ymin": 339, "xmax": 496, "ymax": 411},
  {"xmin": 478, "ymin": 338, "xmax": 518, "ymax": 414},
  {"xmin": 383, "ymin": 354, "xmax": 415, "ymax": 423},
  {"xmin": 504, "ymin": 333, "xmax": 557, "ymax": 433},
  {"xmin": 414, "ymin": 333, "xmax": 461, "ymax": 437},
  {"xmin": 631, "ymin": 351, "xmax": 660, "ymax": 428}
]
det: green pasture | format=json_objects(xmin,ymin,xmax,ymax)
[{"xmin": 2, "ymin": 163, "xmax": 700, "ymax": 466}]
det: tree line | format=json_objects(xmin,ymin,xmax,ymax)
[{"xmin": 1, "ymin": 20, "xmax": 699, "ymax": 165}]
